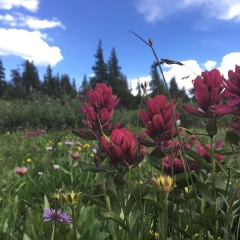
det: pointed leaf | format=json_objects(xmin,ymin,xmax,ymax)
[
  {"xmin": 59, "ymin": 166, "xmax": 72, "ymax": 175},
  {"xmin": 150, "ymin": 147, "xmax": 165, "ymax": 159},
  {"xmin": 44, "ymin": 194, "xmax": 49, "ymax": 209},
  {"xmin": 125, "ymin": 182, "xmax": 149, "ymax": 214},
  {"xmin": 100, "ymin": 210, "xmax": 129, "ymax": 231},
  {"xmin": 184, "ymin": 146, "xmax": 212, "ymax": 171},
  {"xmin": 84, "ymin": 195, "xmax": 107, "ymax": 208},
  {"xmin": 205, "ymin": 116, "xmax": 217, "ymax": 137},
  {"xmin": 72, "ymin": 128, "xmax": 97, "ymax": 140},
  {"xmin": 215, "ymin": 148, "xmax": 240, "ymax": 156},
  {"xmin": 225, "ymin": 130, "xmax": 240, "ymax": 146},
  {"xmin": 148, "ymin": 156, "xmax": 161, "ymax": 171},
  {"xmin": 194, "ymin": 175, "xmax": 214, "ymax": 205}
]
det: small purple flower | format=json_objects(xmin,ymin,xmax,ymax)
[
  {"xmin": 53, "ymin": 165, "xmax": 60, "ymax": 169},
  {"xmin": 41, "ymin": 130, "xmax": 47, "ymax": 134},
  {"xmin": 46, "ymin": 146, "xmax": 53, "ymax": 151},
  {"xmin": 38, "ymin": 172, "xmax": 43, "ymax": 175},
  {"xmin": 15, "ymin": 167, "xmax": 27, "ymax": 176},
  {"xmin": 92, "ymin": 148, "xmax": 97, "ymax": 154},
  {"xmin": 65, "ymin": 141, "xmax": 74, "ymax": 146},
  {"xmin": 43, "ymin": 208, "xmax": 71, "ymax": 223}
]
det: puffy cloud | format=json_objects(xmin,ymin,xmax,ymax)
[
  {"xmin": 130, "ymin": 76, "xmax": 151, "ymax": 96},
  {"xmin": 0, "ymin": 13, "xmax": 65, "ymax": 30},
  {"xmin": 136, "ymin": 0, "xmax": 240, "ymax": 23},
  {"xmin": 162, "ymin": 60, "xmax": 202, "ymax": 91},
  {"xmin": 0, "ymin": 0, "xmax": 38, "ymax": 12},
  {"xmin": 218, "ymin": 52, "xmax": 240, "ymax": 78},
  {"xmin": 25, "ymin": 17, "xmax": 65, "ymax": 29},
  {"xmin": 203, "ymin": 60, "xmax": 217, "ymax": 70},
  {"xmin": 0, "ymin": 28, "xmax": 63, "ymax": 66}
]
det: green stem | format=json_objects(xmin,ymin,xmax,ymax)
[
  {"xmin": 163, "ymin": 193, "xmax": 169, "ymax": 240},
  {"xmin": 101, "ymin": 172, "xmax": 117, "ymax": 240},
  {"xmin": 210, "ymin": 136, "xmax": 218, "ymax": 238},
  {"xmin": 120, "ymin": 188, "xmax": 134, "ymax": 240},
  {"xmin": 224, "ymin": 184, "xmax": 240, "ymax": 230},
  {"xmin": 71, "ymin": 207, "xmax": 78, "ymax": 240},
  {"xmin": 198, "ymin": 198, "xmax": 205, "ymax": 240}
]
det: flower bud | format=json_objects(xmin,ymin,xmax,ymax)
[
  {"xmin": 62, "ymin": 191, "xmax": 81, "ymax": 207},
  {"xmin": 152, "ymin": 174, "xmax": 175, "ymax": 193}
]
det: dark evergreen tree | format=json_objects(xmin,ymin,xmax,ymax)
[
  {"xmin": 41, "ymin": 65, "xmax": 52, "ymax": 95},
  {"xmin": 60, "ymin": 74, "xmax": 74, "ymax": 97},
  {"xmin": 22, "ymin": 60, "xmax": 40, "ymax": 94},
  {"xmin": 0, "ymin": 58, "xmax": 6, "ymax": 97},
  {"xmin": 179, "ymin": 86, "xmax": 190, "ymax": 102},
  {"xmin": 107, "ymin": 47, "xmax": 121, "ymax": 91},
  {"xmin": 10, "ymin": 67, "xmax": 26, "ymax": 99},
  {"xmin": 91, "ymin": 40, "xmax": 108, "ymax": 87},
  {"xmin": 107, "ymin": 47, "xmax": 132, "ymax": 108},
  {"xmin": 169, "ymin": 77, "xmax": 179, "ymax": 98},
  {"xmin": 79, "ymin": 74, "xmax": 89, "ymax": 100},
  {"xmin": 149, "ymin": 62, "xmax": 166, "ymax": 97}
]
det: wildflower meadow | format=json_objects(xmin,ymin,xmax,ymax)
[{"xmin": 1, "ymin": 37, "xmax": 240, "ymax": 240}]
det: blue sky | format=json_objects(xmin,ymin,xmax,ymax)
[{"xmin": 0, "ymin": 0, "xmax": 240, "ymax": 95}]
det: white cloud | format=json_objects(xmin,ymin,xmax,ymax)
[
  {"xmin": 0, "ymin": 28, "xmax": 63, "ymax": 66},
  {"xmin": 218, "ymin": 52, "xmax": 240, "ymax": 78},
  {"xmin": 0, "ymin": 0, "xmax": 38, "ymax": 12},
  {"xmin": 0, "ymin": 13, "xmax": 65, "ymax": 30},
  {"xmin": 203, "ymin": 60, "xmax": 217, "ymax": 70},
  {"xmin": 130, "ymin": 52, "xmax": 240, "ymax": 96},
  {"xmin": 24, "ymin": 17, "xmax": 65, "ymax": 30},
  {"xmin": 130, "ymin": 76, "xmax": 151, "ymax": 96},
  {"xmin": 136, "ymin": 0, "xmax": 240, "ymax": 23}
]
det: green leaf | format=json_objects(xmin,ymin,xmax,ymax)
[
  {"xmin": 125, "ymin": 182, "xmax": 149, "ymax": 214},
  {"xmin": 44, "ymin": 194, "xmax": 49, "ymax": 209},
  {"xmin": 143, "ymin": 194, "xmax": 162, "ymax": 211},
  {"xmin": 148, "ymin": 156, "xmax": 161, "ymax": 171},
  {"xmin": 79, "ymin": 162, "xmax": 100, "ymax": 172},
  {"xmin": 84, "ymin": 195, "xmax": 107, "ymax": 208},
  {"xmin": 23, "ymin": 233, "xmax": 32, "ymax": 240},
  {"xmin": 225, "ymin": 130, "xmax": 240, "ymax": 146},
  {"xmin": 168, "ymin": 219, "xmax": 190, "ymax": 237},
  {"xmin": 205, "ymin": 116, "xmax": 217, "ymax": 137},
  {"xmin": 194, "ymin": 175, "xmax": 214, "ymax": 205},
  {"xmin": 72, "ymin": 128, "xmax": 97, "ymax": 140},
  {"xmin": 59, "ymin": 166, "xmax": 72, "ymax": 175},
  {"xmin": 100, "ymin": 210, "xmax": 129, "ymax": 231},
  {"xmin": 184, "ymin": 146, "xmax": 212, "ymax": 171},
  {"xmin": 215, "ymin": 148, "xmax": 240, "ymax": 156},
  {"xmin": 150, "ymin": 147, "xmax": 165, "ymax": 159}
]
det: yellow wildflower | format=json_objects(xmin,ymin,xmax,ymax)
[
  {"xmin": 6, "ymin": 132, "xmax": 10, "ymax": 135},
  {"xmin": 152, "ymin": 174, "xmax": 175, "ymax": 193},
  {"xmin": 90, "ymin": 153, "xmax": 94, "ymax": 157},
  {"xmin": 57, "ymin": 142, "xmax": 62, "ymax": 146},
  {"xmin": 27, "ymin": 158, "xmax": 32, "ymax": 163},
  {"xmin": 84, "ymin": 144, "xmax": 90, "ymax": 149},
  {"xmin": 62, "ymin": 191, "xmax": 81, "ymax": 207},
  {"xmin": 77, "ymin": 146, "xmax": 82, "ymax": 151}
]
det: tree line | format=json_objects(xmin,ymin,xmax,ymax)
[{"xmin": 0, "ymin": 39, "xmax": 191, "ymax": 109}]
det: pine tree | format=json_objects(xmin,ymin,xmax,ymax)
[
  {"xmin": 10, "ymin": 67, "xmax": 26, "ymax": 99},
  {"xmin": 169, "ymin": 77, "xmax": 179, "ymax": 98},
  {"xmin": 91, "ymin": 40, "xmax": 108, "ymax": 87},
  {"xmin": 107, "ymin": 47, "xmax": 121, "ymax": 91},
  {"xmin": 80, "ymin": 74, "xmax": 89, "ymax": 100},
  {"xmin": 179, "ymin": 86, "xmax": 190, "ymax": 102},
  {"xmin": 107, "ymin": 47, "xmax": 132, "ymax": 107},
  {"xmin": 149, "ymin": 62, "xmax": 166, "ymax": 97},
  {"xmin": 41, "ymin": 65, "xmax": 52, "ymax": 95},
  {"xmin": 0, "ymin": 58, "xmax": 6, "ymax": 97},
  {"xmin": 22, "ymin": 60, "xmax": 40, "ymax": 94},
  {"xmin": 60, "ymin": 74, "xmax": 74, "ymax": 97}
]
